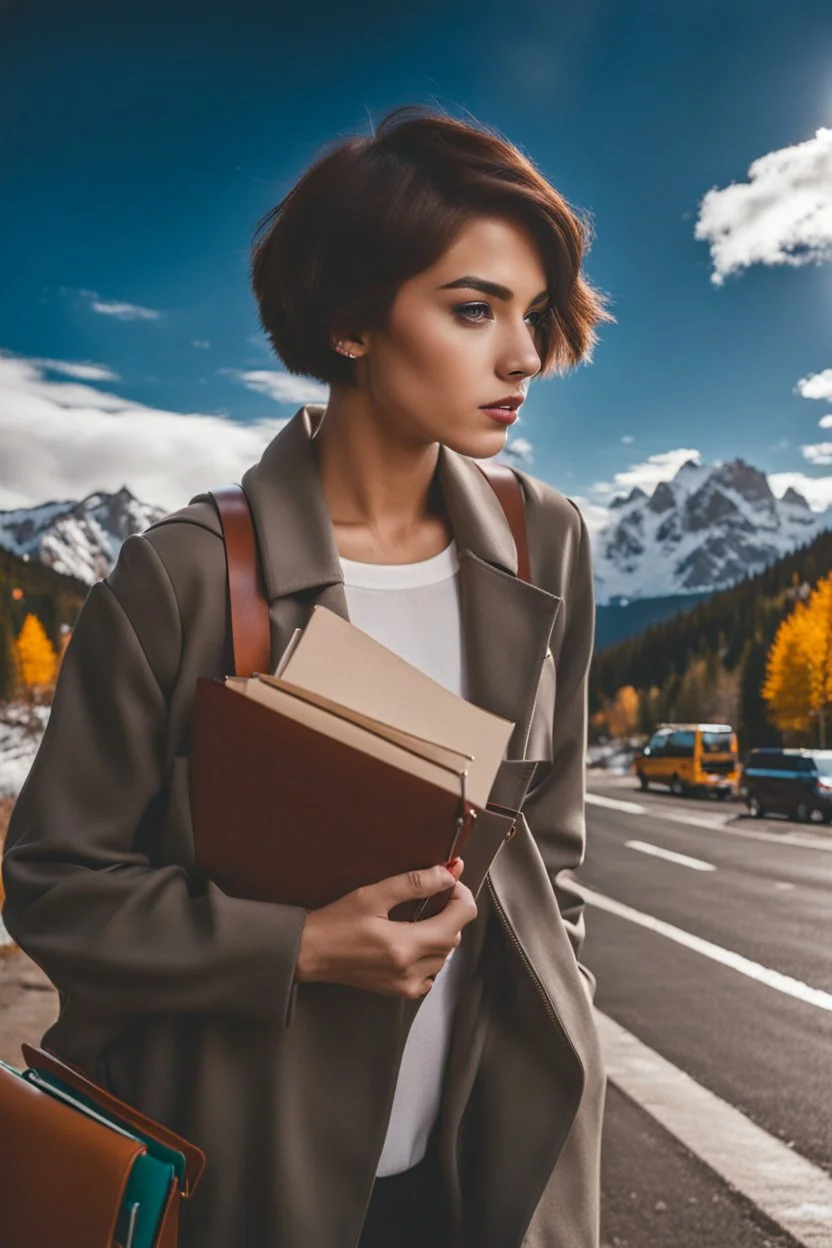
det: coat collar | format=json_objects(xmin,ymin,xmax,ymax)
[{"xmin": 241, "ymin": 404, "xmax": 561, "ymax": 759}]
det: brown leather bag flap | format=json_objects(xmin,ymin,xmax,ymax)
[
  {"xmin": 0, "ymin": 1056, "xmax": 142, "ymax": 1247},
  {"xmin": 21, "ymin": 1042, "xmax": 206, "ymax": 1195}
]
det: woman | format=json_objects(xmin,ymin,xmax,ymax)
[{"xmin": 2, "ymin": 105, "xmax": 612, "ymax": 1247}]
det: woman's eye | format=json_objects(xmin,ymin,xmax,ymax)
[
  {"xmin": 454, "ymin": 302, "xmax": 492, "ymax": 324},
  {"xmin": 453, "ymin": 302, "xmax": 548, "ymax": 329}
]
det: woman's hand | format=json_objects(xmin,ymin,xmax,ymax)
[{"xmin": 294, "ymin": 858, "xmax": 477, "ymax": 998}]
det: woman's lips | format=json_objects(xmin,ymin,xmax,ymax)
[{"xmin": 480, "ymin": 406, "xmax": 519, "ymax": 425}]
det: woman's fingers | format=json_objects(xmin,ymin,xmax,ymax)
[
  {"xmin": 410, "ymin": 950, "xmax": 457, "ymax": 992},
  {"xmin": 367, "ymin": 863, "xmax": 457, "ymax": 915},
  {"xmin": 414, "ymin": 881, "xmax": 477, "ymax": 952}
]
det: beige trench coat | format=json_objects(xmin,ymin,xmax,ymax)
[{"xmin": 2, "ymin": 404, "xmax": 606, "ymax": 1248}]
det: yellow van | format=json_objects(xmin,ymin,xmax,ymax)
[{"xmin": 634, "ymin": 722, "xmax": 740, "ymax": 799}]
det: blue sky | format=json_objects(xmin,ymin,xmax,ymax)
[{"xmin": 1, "ymin": 0, "xmax": 831, "ymax": 530}]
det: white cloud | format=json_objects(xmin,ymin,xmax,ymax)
[
  {"xmin": 29, "ymin": 357, "xmax": 120, "ymax": 382},
  {"xmin": 498, "ymin": 436, "xmax": 535, "ymax": 466},
  {"xmin": 592, "ymin": 448, "xmax": 702, "ymax": 498},
  {"xmin": 695, "ymin": 127, "xmax": 832, "ymax": 285},
  {"xmin": 225, "ymin": 368, "xmax": 330, "ymax": 405},
  {"xmin": 819, "ymin": 414, "xmax": 832, "ymax": 428},
  {"xmin": 620, "ymin": 434, "xmax": 634, "ymax": 444},
  {"xmin": 82, "ymin": 290, "xmax": 161, "ymax": 320},
  {"xmin": 0, "ymin": 350, "xmax": 290, "ymax": 512},
  {"xmin": 800, "ymin": 442, "xmax": 832, "ymax": 466},
  {"xmin": 796, "ymin": 368, "xmax": 832, "ymax": 403},
  {"xmin": 191, "ymin": 340, "xmax": 211, "ymax": 349},
  {"xmin": 770, "ymin": 470, "xmax": 832, "ymax": 511}
]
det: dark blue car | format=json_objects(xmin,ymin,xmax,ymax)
[{"xmin": 742, "ymin": 748, "xmax": 832, "ymax": 824}]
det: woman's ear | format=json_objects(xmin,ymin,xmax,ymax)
[{"xmin": 329, "ymin": 332, "xmax": 366, "ymax": 360}]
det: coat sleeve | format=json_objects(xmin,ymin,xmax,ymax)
[
  {"xmin": 521, "ymin": 500, "xmax": 597, "ymax": 1000},
  {"xmin": 1, "ymin": 533, "xmax": 307, "ymax": 1027}
]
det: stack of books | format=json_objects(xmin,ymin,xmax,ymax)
[{"xmin": 189, "ymin": 605, "xmax": 516, "ymax": 921}]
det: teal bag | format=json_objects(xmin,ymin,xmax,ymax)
[{"xmin": 20, "ymin": 1067, "xmax": 187, "ymax": 1248}]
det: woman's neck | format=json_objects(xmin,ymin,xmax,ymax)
[{"xmin": 311, "ymin": 394, "xmax": 453, "ymax": 564}]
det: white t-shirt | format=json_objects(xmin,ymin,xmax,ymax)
[{"xmin": 338, "ymin": 539, "xmax": 468, "ymax": 1177}]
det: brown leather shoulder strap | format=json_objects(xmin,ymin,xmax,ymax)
[
  {"xmin": 476, "ymin": 462, "xmax": 530, "ymax": 583},
  {"xmin": 209, "ymin": 485, "xmax": 271, "ymax": 677}
]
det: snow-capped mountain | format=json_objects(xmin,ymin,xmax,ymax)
[
  {"xmin": 0, "ymin": 487, "xmax": 166, "ymax": 584},
  {"xmin": 4, "ymin": 460, "xmax": 829, "ymax": 607},
  {"xmin": 593, "ymin": 458, "xmax": 831, "ymax": 605}
]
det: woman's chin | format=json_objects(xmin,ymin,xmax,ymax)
[{"xmin": 442, "ymin": 426, "xmax": 509, "ymax": 460}]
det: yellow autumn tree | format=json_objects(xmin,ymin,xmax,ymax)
[
  {"xmin": 13, "ymin": 613, "xmax": 58, "ymax": 696},
  {"xmin": 763, "ymin": 572, "xmax": 832, "ymax": 745},
  {"xmin": 605, "ymin": 685, "xmax": 641, "ymax": 738}
]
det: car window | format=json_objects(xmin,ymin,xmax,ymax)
[
  {"xmin": 701, "ymin": 731, "xmax": 734, "ymax": 754},
  {"xmin": 810, "ymin": 754, "xmax": 832, "ymax": 777},
  {"xmin": 648, "ymin": 733, "xmax": 668, "ymax": 753},
  {"xmin": 748, "ymin": 752, "xmax": 782, "ymax": 770},
  {"xmin": 795, "ymin": 757, "xmax": 816, "ymax": 773},
  {"xmin": 667, "ymin": 730, "xmax": 695, "ymax": 757}
]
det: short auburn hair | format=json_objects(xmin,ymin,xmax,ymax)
[{"xmin": 250, "ymin": 105, "xmax": 613, "ymax": 387}]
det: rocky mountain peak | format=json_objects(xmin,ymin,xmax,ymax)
[
  {"xmin": 610, "ymin": 486, "xmax": 647, "ymax": 510},
  {"xmin": 0, "ymin": 488, "xmax": 167, "ymax": 585},
  {"xmin": 781, "ymin": 486, "xmax": 811, "ymax": 509},
  {"xmin": 648, "ymin": 481, "xmax": 675, "ymax": 513},
  {"xmin": 709, "ymin": 458, "xmax": 773, "ymax": 504},
  {"xmin": 592, "ymin": 456, "xmax": 830, "ymax": 605}
]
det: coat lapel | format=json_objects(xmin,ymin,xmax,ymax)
[{"xmin": 240, "ymin": 404, "xmax": 563, "ymax": 769}]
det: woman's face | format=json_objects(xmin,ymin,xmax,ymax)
[{"xmin": 352, "ymin": 215, "xmax": 548, "ymax": 458}]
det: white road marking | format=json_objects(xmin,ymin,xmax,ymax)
[
  {"xmin": 597, "ymin": 1011, "xmax": 832, "ymax": 1248},
  {"xmin": 586, "ymin": 788, "xmax": 832, "ymax": 852},
  {"xmin": 625, "ymin": 840, "xmax": 716, "ymax": 871},
  {"xmin": 586, "ymin": 792, "xmax": 647, "ymax": 815},
  {"xmin": 579, "ymin": 886, "xmax": 832, "ymax": 1012}
]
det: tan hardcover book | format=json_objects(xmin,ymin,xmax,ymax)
[{"xmin": 277, "ymin": 605, "xmax": 513, "ymax": 809}]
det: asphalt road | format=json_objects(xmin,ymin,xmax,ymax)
[{"xmin": 574, "ymin": 772, "xmax": 832, "ymax": 1248}]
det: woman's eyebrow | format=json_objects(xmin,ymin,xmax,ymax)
[{"xmin": 438, "ymin": 275, "xmax": 549, "ymax": 304}]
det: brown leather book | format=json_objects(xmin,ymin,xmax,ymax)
[{"xmin": 189, "ymin": 607, "xmax": 515, "ymax": 922}]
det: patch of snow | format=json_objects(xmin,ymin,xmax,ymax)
[
  {"xmin": 586, "ymin": 740, "xmax": 639, "ymax": 775},
  {"xmin": 0, "ymin": 702, "xmax": 50, "ymax": 798}
]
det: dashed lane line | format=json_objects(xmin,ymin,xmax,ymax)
[
  {"xmin": 586, "ymin": 790, "xmax": 832, "ymax": 852},
  {"xmin": 586, "ymin": 792, "xmax": 647, "ymax": 815},
  {"xmin": 625, "ymin": 840, "xmax": 716, "ymax": 871},
  {"xmin": 579, "ymin": 886, "xmax": 832, "ymax": 1012},
  {"xmin": 597, "ymin": 1011, "xmax": 832, "ymax": 1248}
]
